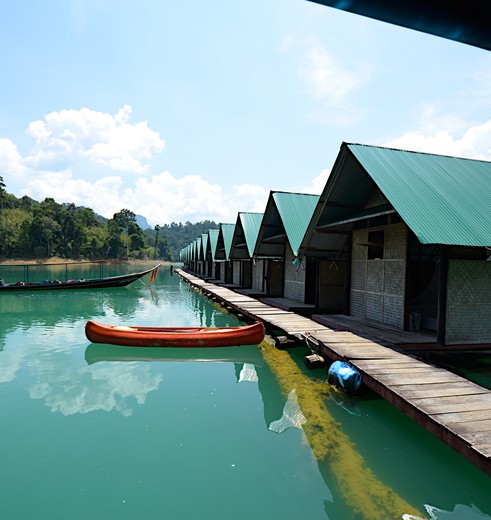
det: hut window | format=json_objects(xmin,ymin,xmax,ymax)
[{"xmin": 367, "ymin": 230, "xmax": 384, "ymax": 260}]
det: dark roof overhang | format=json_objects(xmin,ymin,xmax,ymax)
[{"xmin": 308, "ymin": 0, "xmax": 491, "ymax": 52}]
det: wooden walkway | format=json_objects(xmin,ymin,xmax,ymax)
[{"xmin": 176, "ymin": 269, "xmax": 491, "ymax": 476}]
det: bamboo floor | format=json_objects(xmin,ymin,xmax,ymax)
[{"xmin": 176, "ymin": 269, "xmax": 491, "ymax": 476}]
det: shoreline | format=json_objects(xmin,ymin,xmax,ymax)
[{"xmin": 0, "ymin": 258, "xmax": 173, "ymax": 266}]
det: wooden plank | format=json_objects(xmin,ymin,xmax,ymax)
[
  {"xmin": 388, "ymin": 382, "xmax": 489, "ymax": 399},
  {"xmin": 412, "ymin": 394, "xmax": 491, "ymax": 413},
  {"xmin": 376, "ymin": 372, "xmax": 464, "ymax": 385},
  {"xmin": 472, "ymin": 444, "xmax": 491, "ymax": 457},
  {"xmin": 311, "ymin": 332, "xmax": 375, "ymax": 342},
  {"xmin": 270, "ymin": 322, "xmax": 319, "ymax": 330},
  {"xmin": 362, "ymin": 366, "xmax": 437, "ymax": 375},
  {"xmin": 357, "ymin": 363, "xmax": 429, "ymax": 372},
  {"xmin": 460, "ymin": 431, "xmax": 491, "ymax": 445},
  {"xmin": 430, "ymin": 409, "xmax": 491, "ymax": 424},
  {"xmin": 244, "ymin": 309, "xmax": 290, "ymax": 315},
  {"xmin": 245, "ymin": 306, "xmax": 291, "ymax": 312},
  {"xmin": 330, "ymin": 345, "xmax": 403, "ymax": 356},
  {"xmin": 437, "ymin": 418, "xmax": 491, "ymax": 435},
  {"xmin": 355, "ymin": 358, "xmax": 423, "ymax": 367}
]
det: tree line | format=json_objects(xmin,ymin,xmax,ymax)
[{"xmin": 0, "ymin": 177, "xmax": 218, "ymax": 262}]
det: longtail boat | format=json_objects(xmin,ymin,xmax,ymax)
[
  {"xmin": 0, "ymin": 264, "xmax": 160, "ymax": 292},
  {"xmin": 85, "ymin": 320, "xmax": 265, "ymax": 348}
]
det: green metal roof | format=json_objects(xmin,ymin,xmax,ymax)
[
  {"xmin": 230, "ymin": 212, "xmax": 263, "ymax": 259},
  {"xmin": 200, "ymin": 234, "xmax": 208, "ymax": 261},
  {"xmin": 196, "ymin": 237, "xmax": 202, "ymax": 260},
  {"xmin": 254, "ymin": 191, "xmax": 320, "ymax": 257},
  {"xmin": 348, "ymin": 143, "xmax": 491, "ymax": 246},
  {"xmin": 207, "ymin": 229, "xmax": 219, "ymax": 261},
  {"xmin": 215, "ymin": 223, "xmax": 235, "ymax": 260}
]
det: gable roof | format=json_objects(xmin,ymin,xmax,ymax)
[
  {"xmin": 230, "ymin": 212, "xmax": 264, "ymax": 260},
  {"xmin": 254, "ymin": 191, "xmax": 320, "ymax": 258},
  {"xmin": 200, "ymin": 233, "xmax": 209, "ymax": 261},
  {"xmin": 207, "ymin": 229, "xmax": 219, "ymax": 262},
  {"xmin": 215, "ymin": 223, "xmax": 236, "ymax": 260},
  {"xmin": 300, "ymin": 142, "xmax": 491, "ymax": 254}
]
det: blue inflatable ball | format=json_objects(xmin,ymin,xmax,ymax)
[{"xmin": 327, "ymin": 361, "xmax": 362, "ymax": 394}]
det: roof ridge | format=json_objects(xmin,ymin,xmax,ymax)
[{"xmin": 346, "ymin": 141, "xmax": 491, "ymax": 164}]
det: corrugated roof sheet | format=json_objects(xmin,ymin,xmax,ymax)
[
  {"xmin": 348, "ymin": 143, "xmax": 491, "ymax": 246},
  {"xmin": 255, "ymin": 191, "xmax": 320, "ymax": 258},
  {"xmin": 208, "ymin": 229, "xmax": 219, "ymax": 261},
  {"xmin": 201, "ymin": 234, "xmax": 208, "ymax": 261},
  {"xmin": 237, "ymin": 212, "xmax": 263, "ymax": 257},
  {"xmin": 216, "ymin": 223, "xmax": 235, "ymax": 260},
  {"xmin": 272, "ymin": 192, "xmax": 320, "ymax": 256},
  {"xmin": 196, "ymin": 237, "xmax": 202, "ymax": 260}
]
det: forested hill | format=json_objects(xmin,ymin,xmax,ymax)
[
  {"xmin": 151, "ymin": 221, "xmax": 219, "ymax": 261},
  {"xmin": 0, "ymin": 182, "xmax": 218, "ymax": 262}
]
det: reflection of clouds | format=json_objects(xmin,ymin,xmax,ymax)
[
  {"xmin": 29, "ymin": 363, "xmax": 163, "ymax": 416},
  {"xmin": 1, "ymin": 321, "xmax": 163, "ymax": 417},
  {"xmin": 238, "ymin": 363, "xmax": 258, "ymax": 383},
  {"xmin": 403, "ymin": 503, "xmax": 491, "ymax": 519},
  {"xmin": 269, "ymin": 389, "xmax": 306, "ymax": 434},
  {"xmin": 0, "ymin": 344, "xmax": 25, "ymax": 383}
]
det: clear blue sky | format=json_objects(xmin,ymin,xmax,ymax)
[{"xmin": 1, "ymin": 0, "xmax": 490, "ymax": 225}]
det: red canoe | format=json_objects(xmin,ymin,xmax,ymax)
[{"xmin": 85, "ymin": 320, "xmax": 265, "ymax": 348}]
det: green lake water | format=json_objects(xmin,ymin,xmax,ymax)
[{"xmin": 1, "ymin": 263, "xmax": 490, "ymax": 520}]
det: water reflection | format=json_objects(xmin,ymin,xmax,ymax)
[
  {"xmin": 404, "ymin": 503, "xmax": 491, "ymax": 519},
  {"xmin": 29, "ymin": 361, "xmax": 163, "ymax": 416},
  {"xmin": 84, "ymin": 343, "xmax": 264, "ymax": 367},
  {"xmin": 2, "ymin": 267, "xmax": 491, "ymax": 519},
  {"xmin": 0, "ymin": 319, "xmax": 163, "ymax": 416},
  {"xmin": 0, "ymin": 288, "xmax": 141, "ymax": 341},
  {"xmin": 269, "ymin": 389, "xmax": 307, "ymax": 433},
  {"xmin": 237, "ymin": 363, "xmax": 258, "ymax": 383},
  {"xmin": 260, "ymin": 339, "xmax": 428, "ymax": 519}
]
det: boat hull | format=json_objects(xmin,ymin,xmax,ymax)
[
  {"xmin": 85, "ymin": 320, "xmax": 266, "ymax": 348},
  {"xmin": 0, "ymin": 265, "xmax": 159, "ymax": 291}
]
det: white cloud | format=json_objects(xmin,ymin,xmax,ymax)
[
  {"xmin": 297, "ymin": 40, "xmax": 370, "ymax": 125},
  {"xmin": 232, "ymin": 184, "xmax": 269, "ymax": 214},
  {"xmin": 300, "ymin": 44, "xmax": 361, "ymax": 103},
  {"xmin": 132, "ymin": 171, "xmax": 234, "ymax": 223},
  {"xmin": 20, "ymin": 168, "xmax": 269, "ymax": 225},
  {"xmin": 3, "ymin": 104, "xmax": 314, "ymax": 225},
  {"xmin": 26, "ymin": 105, "xmax": 164, "ymax": 174},
  {"xmin": 23, "ymin": 171, "xmax": 125, "ymax": 218},
  {"xmin": 384, "ymin": 117, "xmax": 491, "ymax": 160},
  {"xmin": 287, "ymin": 168, "xmax": 331, "ymax": 196},
  {"xmin": 304, "ymin": 168, "xmax": 331, "ymax": 194},
  {"xmin": 0, "ymin": 138, "xmax": 30, "ymax": 178}
]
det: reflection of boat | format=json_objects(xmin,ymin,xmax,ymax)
[
  {"xmin": 85, "ymin": 320, "xmax": 265, "ymax": 348},
  {"xmin": 85, "ymin": 343, "xmax": 264, "ymax": 366},
  {"xmin": 0, "ymin": 265, "xmax": 160, "ymax": 292}
]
